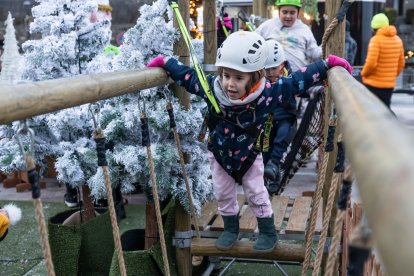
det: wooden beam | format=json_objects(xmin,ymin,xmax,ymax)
[
  {"xmin": 203, "ymin": 0, "xmax": 217, "ymax": 73},
  {"xmin": 328, "ymin": 67, "xmax": 414, "ymax": 276},
  {"xmin": 0, "ymin": 68, "xmax": 169, "ymax": 125},
  {"xmin": 191, "ymin": 238, "xmax": 305, "ymax": 262}
]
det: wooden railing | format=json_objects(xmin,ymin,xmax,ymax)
[{"xmin": 328, "ymin": 67, "xmax": 414, "ymax": 275}]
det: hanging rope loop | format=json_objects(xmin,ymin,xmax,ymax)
[
  {"xmin": 14, "ymin": 120, "xmax": 35, "ymax": 160},
  {"xmin": 88, "ymin": 103, "xmax": 101, "ymax": 130}
]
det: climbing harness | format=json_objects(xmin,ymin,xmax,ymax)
[
  {"xmin": 88, "ymin": 104, "xmax": 127, "ymax": 276},
  {"xmin": 169, "ymin": 1, "xmax": 221, "ymax": 114},
  {"xmin": 163, "ymin": 89, "xmax": 201, "ymax": 238},
  {"xmin": 238, "ymin": 10, "xmax": 255, "ymax": 32},
  {"xmin": 138, "ymin": 97, "xmax": 171, "ymax": 276},
  {"xmin": 14, "ymin": 120, "xmax": 56, "ymax": 276}
]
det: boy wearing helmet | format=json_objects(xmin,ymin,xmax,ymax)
[
  {"xmin": 256, "ymin": 0, "xmax": 321, "ymax": 72},
  {"xmin": 261, "ymin": 39, "xmax": 296, "ymax": 195},
  {"xmin": 147, "ymin": 31, "xmax": 351, "ymax": 253},
  {"xmin": 361, "ymin": 13, "xmax": 404, "ymax": 108}
]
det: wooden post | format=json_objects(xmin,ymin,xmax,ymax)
[
  {"xmin": 173, "ymin": 0, "xmax": 191, "ymax": 110},
  {"xmin": 321, "ymin": 0, "xmax": 345, "ymax": 273},
  {"xmin": 82, "ymin": 184, "xmax": 96, "ymax": 222},
  {"xmin": 145, "ymin": 201, "xmax": 158, "ymax": 249},
  {"xmin": 203, "ymin": 0, "xmax": 217, "ymax": 73},
  {"xmin": 173, "ymin": 1, "xmax": 192, "ymax": 275}
]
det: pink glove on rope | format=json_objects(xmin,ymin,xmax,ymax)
[
  {"xmin": 327, "ymin": 54, "xmax": 352, "ymax": 74},
  {"xmin": 146, "ymin": 55, "xmax": 165, "ymax": 68}
]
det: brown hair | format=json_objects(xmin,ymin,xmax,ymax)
[{"xmin": 217, "ymin": 67, "xmax": 265, "ymax": 94}]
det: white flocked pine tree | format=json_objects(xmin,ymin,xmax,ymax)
[
  {"xmin": 0, "ymin": 12, "xmax": 23, "ymax": 84},
  {"xmin": 85, "ymin": 0, "xmax": 213, "ymax": 212}
]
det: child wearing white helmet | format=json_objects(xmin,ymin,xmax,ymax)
[
  {"xmin": 147, "ymin": 31, "xmax": 352, "ymax": 253},
  {"xmin": 264, "ymin": 39, "xmax": 291, "ymax": 83}
]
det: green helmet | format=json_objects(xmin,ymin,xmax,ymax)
[{"xmin": 275, "ymin": 0, "xmax": 302, "ymax": 8}]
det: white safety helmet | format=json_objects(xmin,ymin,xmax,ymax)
[
  {"xmin": 215, "ymin": 31, "xmax": 268, "ymax": 72},
  {"xmin": 264, "ymin": 40, "xmax": 286, "ymax": 69}
]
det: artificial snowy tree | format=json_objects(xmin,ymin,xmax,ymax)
[
  {"xmin": 0, "ymin": 12, "xmax": 23, "ymax": 84},
  {"xmin": 86, "ymin": 0, "xmax": 213, "ymax": 214}
]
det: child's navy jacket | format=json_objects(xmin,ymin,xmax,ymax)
[{"xmin": 164, "ymin": 58, "xmax": 328, "ymax": 176}]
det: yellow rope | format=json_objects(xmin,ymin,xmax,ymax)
[
  {"xmin": 142, "ymin": 112, "xmax": 171, "ymax": 276},
  {"xmin": 93, "ymin": 129, "xmax": 127, "ymax": 276},
  {"xmin": 168, "ymin": 103, "xmax": 201, "ymax": 238},
  {"xmin": 26, "ymin": 155, "xmax": 56, "ymax": 276}
]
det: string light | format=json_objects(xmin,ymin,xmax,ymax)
[{"xmin": 405, "ymin": 50, "xmax": 413, "ymax": 60}]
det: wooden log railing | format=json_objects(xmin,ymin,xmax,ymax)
[
  {"xmin": 328, "ymin": 67, "xmax": 414, "ymax": 276},
  {"xmin": 0, "ymin": 68, "xmax": 169, "ymax": 125},
  {"xmin": 2, "ymin": 67, "xmax": 414, "ymax": 273}
]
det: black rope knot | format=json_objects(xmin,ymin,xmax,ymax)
[
  {"xmin": 337, "ymin": 179, "xmax": 352, "ymax": 210},
  {"xmin": 167, "ymin": 105, "xmax": 176, "ymax": 129},
  {"xmin": 334, "ymin": 141, "xmax": 345, "ymax": 172},
  {"xmin": 95, "ymin": 137, "xmax": 108, "ymax": 166},
  {"xmin": 28, "ymin": 169, "xmax": 41, "ymax": 199},
  {"xmin": 141, "ymin": 117, "xmax": 150, "ymax": 147},
  {"xmin": 335, "ymin": 0, "xmax": 352, "ymax": 23},
  {"xmin": 325, "ymin": 125, "xmax": 336, "ymax": 152}
]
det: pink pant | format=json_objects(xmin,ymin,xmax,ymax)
[{"xmin": 208, "ymin": 151, "xmax": 273, "ymax": 218}]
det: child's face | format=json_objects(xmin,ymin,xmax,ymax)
[
  {"xmin": 279, "ymin": 6, "xmax": 299, "ymax": 28},
  {"xmin": 265, "ymin": 65, "xmax": 282, "ymax": 81},
  {"xmin": 222, "ymin": 68, "xmax": 252, "ymax": 100}
]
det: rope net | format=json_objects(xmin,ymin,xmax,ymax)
[{"xmin": 278, "ymin": 92, "xmax": 326, "ymax": 194}]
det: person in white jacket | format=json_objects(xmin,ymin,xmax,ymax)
[{"xmin": 255, "ymin": 0, "xmax": 321, "ymax": 72}]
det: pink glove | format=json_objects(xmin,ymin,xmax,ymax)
[
  {"xmin": 327, "ymin": 54, "xmax": 352, "ymax": 74},
  {"xmin": 146, "ymin": 55, "xmax": 165, "ymax": 68}
]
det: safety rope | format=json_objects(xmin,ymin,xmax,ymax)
[
  {"xmin": 169, "ymin": 1, "xmax": 220, "ymax": 114},
  {"xmin": 237, "ymin": 10, "xmax": 255, "ymax": 31},
  {"xmin": 324, "ymin": 165, "xmax": 353, "ymax": 276},
  {"xmin": 321, "ymin": 0, "xmax": 353, "ymax": 59},
  {"xmin": 312, "ymin": 135, "xmax": 345, "ymax": 276},
  {"xmin": 139, "ymin": 100, "xmax": 171, "ymax": 276},
  {"xmin": 302, "ymin": 118, "xmax": 336, "ymax": 276},
  {"xmin": 14, "ymin": 121, "xmax": 55, "ymax": 276},
  {"xmin": 89, "ymin": 105, "xmax": 127, "ymax": 276},
  {"xmin": 165, "ymin": 96, "xmax": 201, "ymax": 238}
]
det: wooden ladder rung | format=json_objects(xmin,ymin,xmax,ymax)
[
  {"xmin": 271, "ymin": 196, "xmax": 290, "ymax": 231},
  {"xmin": 191, "ymin": 238, "xmax": 305, "ymax": 262}
]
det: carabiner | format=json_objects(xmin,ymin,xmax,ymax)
[
  {"xmin": 13, "ymin": 120, "xmax": 35, "ymax": 157},
  {"xmin": 88, "ymin": 103, "xmax": 101, "ymax": 130}
]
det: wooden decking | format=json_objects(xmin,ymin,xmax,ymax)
[{"xmin": 197, "ymin": 195, "xmax": 323, "ymax": 235}]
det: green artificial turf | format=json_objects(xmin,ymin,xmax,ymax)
[{"xmin": 0, "ymin": 200, "xmax": 145, "ymax": 276}]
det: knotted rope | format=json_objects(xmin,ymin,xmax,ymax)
[
  {"xmin": 14, "ymin": 123, "xmax": 55, "ymax": 276},
  {"xmin": 166, "ymin": 101, "xmax": 201, "ymax": 238},
  {"xmin": 302, "ymin": 119, "xmax": 336, "ymax": 276},
  {"xmin": 312, "ymin": 135, "xmax": 345, "ymax": 276},
  {"xmin": 140, "ymin": 109, "xmax": 171, "ymax": 276},
  {"xmin": 92, "ymin": 126, "xmax": 127, "ymax": 276}
]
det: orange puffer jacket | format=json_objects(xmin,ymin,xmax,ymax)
[{"xmin": 361, "ymin": 26, "xmax": 405, "ymax": 89}]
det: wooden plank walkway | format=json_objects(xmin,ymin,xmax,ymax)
[{"xmin": 197, "ymin": 195, "xmax": 323, "ymax": 235}]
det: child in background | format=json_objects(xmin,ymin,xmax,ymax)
[
  {"xmin": 147, "ymin": 31, "xmax": 351, "ymax": 253},
  {"xmin": 261, "ymin": 39, "xmax": 296, "ymax": 195},
  {"xmin": 0, "ymin": 203, "xmax": 22, "ymax": 241}
]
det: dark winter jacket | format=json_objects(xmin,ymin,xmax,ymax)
[{"xmin": 164, "ymin": 58, "xmax": 328, "ymax": 176}]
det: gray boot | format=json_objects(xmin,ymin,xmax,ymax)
[
  {"xmin": 253, "ymin": 215, "xmax": 278, "ymax": 253},
  {"xmin": 264, "ymin": 160, "xmax": 279, "ymax": 181},
  {"xmin": 215, "ymin": 215, "xmax": 239, "ymax": 250}
]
